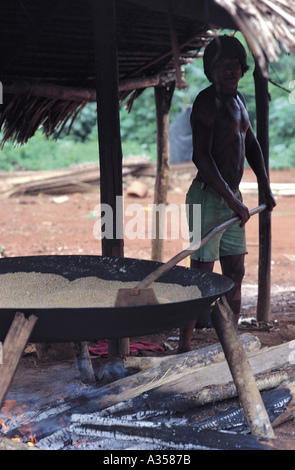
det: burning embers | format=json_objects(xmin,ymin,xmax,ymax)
[
  {"xmin": 0, "ymin": 394, "xmax": 196, "ymax": 450},
  {"xmin": 0, "ymin": 400, "xmax": 37, "ymax": 447}
]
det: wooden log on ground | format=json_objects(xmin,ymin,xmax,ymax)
[
  {"xmin": 0, "ymin": 160, "xmax": 152, "ymax": 198},
  {"xmin": 5, "ymin": 335, "xmax": 294, "ymax": 444},
  {"xmin": 70, "ymin": 414, "xmax": 295, "ymax": 450},
  {"xmin": 123, "ymin": 332, "xmax": 260, "ymax": 372},
  {"xmin": 112, "ymin": 367, "xmax": 295, "ymax": 417},
  {"xmin": 211, "ymin": 296, "xmax": 274, "ymax": 438},
  {"xmin": 83, "ymin": 337, "xmax": 294, "ymax": 413},
  {"xmin": 0, "ymin": 312, "xmax": 37, "ymax": 408},
  {"xmin": 272, "ymin": 383, "xmax": 295, "ymax": 429},
  {"xmin": 190, "ymin": 382, "xmax": 295, "ymax": 434}
]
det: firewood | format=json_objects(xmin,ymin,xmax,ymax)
[
  {"xmin": 70, "ymin": 413, "xmax": 295, "ymax": 450},
  {"xmin": 272, "ymin": 383, "xmax": 295, "ymax": 428},
  {"xmin": 0, "ymin": 160, "xmax": 152, "ymax": 198},
  {"xmin": 5, "ymin": 337, "xmax": 295, "ymax": 445},
  {"xmin": 123, "ymin": 332, "xmax": 260, "ymax": 372},
  {"xmin": 189, "ymin": 382, "xmax": 295, "ymax": 434},
  {"xmin": 91, "ymin": 339, "xmax": 295, "ymax": 415},
  {"xmin": 0, "ymin": 436, "xmax": 39, "ymax": 450}
]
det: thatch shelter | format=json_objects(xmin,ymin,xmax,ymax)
[
  {"xmin": 2, "ymin": 0, "xmax": 295, "ymax": 143},
  {"xmin": 1, "ymin": 0, "xmax": 295, "ymax": 354}
]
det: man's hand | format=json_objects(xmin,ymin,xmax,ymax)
[
  {"xmin": 227, "ymin": 197, "xmax": 250, "ymax": 227},
  {"xmin": 265, "ymin": 191, "xmax": 276, "ymax": 211}
]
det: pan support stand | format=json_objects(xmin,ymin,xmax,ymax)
[{"xmin": 211, "ymin": 296, "xmax": 275, "ymax": 439}]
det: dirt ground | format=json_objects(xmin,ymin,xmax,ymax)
[
  {"xmin": 0, "ymin": 164, "xmax": 294, "ymax": 346},
  {"xmin": 1, "ymin": 163, "xmax": 295, "ymax": 444}
]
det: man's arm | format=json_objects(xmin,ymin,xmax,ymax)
[{"xmin": 245, "ymin": 125, "xmax": 276, "ymax": 211}]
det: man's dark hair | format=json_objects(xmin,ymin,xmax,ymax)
[{"xmin": 203, "ymin": 35, "xmax": 249, "ymax": 82}]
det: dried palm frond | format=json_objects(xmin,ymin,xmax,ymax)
[
  {"xmin": 0, "ymin": 94, "xmax": 86, "ymax": 146},
  {"xmin": 215, "ymin": 0, "xmax": 295, "ymax": 74}
]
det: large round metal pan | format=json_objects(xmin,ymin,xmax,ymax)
[{"xmin": 0, "ymin": 255, "xmax": 233, "ymax": 342}]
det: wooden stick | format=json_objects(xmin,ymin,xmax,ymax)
[
  {"xmin": 211, "ymin": 296, "xmax": 275, "ymax": 438},
  {"xmin": 72, "ymin": 342, "xmax": 96, "ymax": 384},
  {"xmin": 0, "ymin": 312, "xmax": 37, "ymax": 408},
  {"xmin": 137, "ymin": 204, "xmax": 266, "ymax": 289}
]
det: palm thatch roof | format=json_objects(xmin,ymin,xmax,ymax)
[
  {"xmin": 0, "ymin": 0, "xmax": 295, "ymax": 146},
  {"xmin": 215, "ymin": 0, "xmax": 295, "ymax": 70}
]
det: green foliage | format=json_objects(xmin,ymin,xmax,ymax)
[{"xmin": 0, "ymin": 129, "xmax": 100, "ymax": 171}]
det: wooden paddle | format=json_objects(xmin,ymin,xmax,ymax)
[{"xmin": 115, "ymin": 203, "xmax": 267, "ymax": 307}]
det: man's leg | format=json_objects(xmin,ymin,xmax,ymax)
[
  {"xmin": 220, "ymin": 254, "xmax": 245, "ymax": 326},
  {"xmin": 177, "ymin": 259, "xmax": 214, "ymax": 353}
]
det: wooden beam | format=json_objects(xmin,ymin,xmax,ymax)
[
  {"xmin": 253, "ymin": 60, "xmax": 272, "ymax": 323},
  {"xmin": 0, "ymin": 312, "xmax": 37, "ymax": 408},
  {"xmin": 2, "ymin": 74, "xmax": 177, "ymax": 102},
  {"xmin": 92, "ymin": 0, "xmax": 124, "ymax": 259},
  {"xmin": 92, "ymin": 0, "xmax": 126, "ymax": 358},
  {"xmin": 151, "ymin": 84, "xmax": 174, "ymax": 262}
]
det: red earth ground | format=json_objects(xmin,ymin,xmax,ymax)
[
  {"xmin": 0, "ymin": 163, "xmax": 295, "ymax": 443},
  {"xmin": 0, "ymin": 165, "xmax": 294, "ymax": 345}
]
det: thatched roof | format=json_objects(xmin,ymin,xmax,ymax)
[
  {"xmin": 215, "ymin": 0, "xmax": 295, "ymax": 70},
  {"xmin": 1, "ymin": 0, "xmax": 295, "ymax": 146}
]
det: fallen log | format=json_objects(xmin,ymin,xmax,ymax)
[
  {"xmin": 91, "ymin": 333, "xmax": 260, "ymax": 405},
  {"xmin": 0, "ymin": 160, "xmax": 153, "ymax": 198},
  {"xmin": 103, "ymin": 366, "xmax": 295, "ymax": 418},
  {"xmin": 0, "ymin": 164, "xmax": 100, "ymax": 198},
  {"xmin": 123, "ymin": 332, "xmax": 260, "ymax": 372},
  {"xmin": 193, "ymin": 382, "xmax": 295, "ymax": 434},
  {"xmin": 5, "ymin": 337, "xmax": 294, "ymax": 444},
  {"xmin": 89, "ymin": 339, "xmax": 295, "ymax": 418},
  {"xmin": 70, "ymin": 414, "xmax": 295, "ymax": 450}
]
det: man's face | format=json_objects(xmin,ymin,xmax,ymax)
[{"xmin": 212, "ymin": 58, "xmax": 242, "ymax": 93}]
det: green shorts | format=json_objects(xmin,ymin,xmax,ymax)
[{"xmin": 186, "ymin": 179, "xmax": 247, "ymax": 262}]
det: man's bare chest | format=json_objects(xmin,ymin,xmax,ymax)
[{"xmin": 215, "ymin": 96, "xmax": 249, "ymax": 134}]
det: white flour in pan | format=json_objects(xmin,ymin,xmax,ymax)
[{"xmin": 0, "ymin": 272, "xmax": 202, "ymax": 308}]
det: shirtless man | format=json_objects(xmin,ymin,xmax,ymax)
[{"xmin": 178, "ymin": 35, "xmax": 276, "ymax": 353}]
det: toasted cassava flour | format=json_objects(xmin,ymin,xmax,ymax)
[{"xmin": 0, "ymin": 272, "xmax": 202, "ymax": 308}]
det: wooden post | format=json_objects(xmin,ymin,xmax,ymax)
[
  {"xmin": 72, "ymin": 341, "xmax": 96, "ymax": 384},
  {"xmin": 0, "ymin": 313, "xmax": 37, "ymax": 408},
  {"xmin": 92, "ymin": 0, "xmax": 127, "ymax": 357},
  {"xmin": 211, "ymin": 296, "xmax": 274, "ymax": 438},
  {"xmin": 92, "ymin": 0, "xmax": 124, "ymax": 259},
  {"xmin": 151, "ymin": 84, "xmax": 175, "ymax": 262},
  {"xmin": 253, "ymin": 60, "xmax": 272, "ymax": 323}
]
